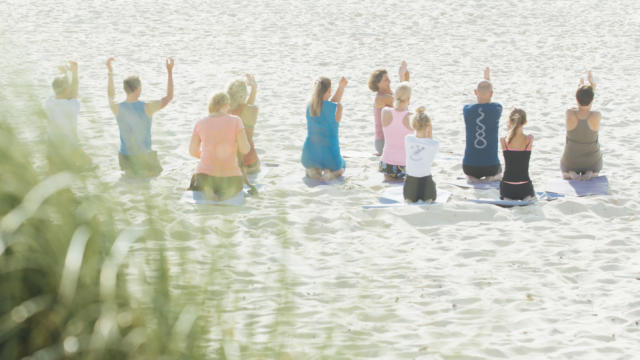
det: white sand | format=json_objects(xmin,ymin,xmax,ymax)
[{"xmin": 2, "ymin": 0, "xmax": 640, "ymax": 358}]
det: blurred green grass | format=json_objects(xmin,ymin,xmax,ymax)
[{"xmin": 0, "ymin": 90, "xmax": 309, "ymax": 359}]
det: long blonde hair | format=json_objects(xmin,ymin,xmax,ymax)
[
  {"xmin": 394, "ymin": 82, "xmax": 411, "ymax": 106},
  {"xmin": 227, "ymin": 79, "xmax": 248, "ymax": 110},
  {"xmin": 309, "ymin": 77, "xmax": 331, "ymax": 117},
  {"xmin": 412, "ymin": 106, "xmax": 431, "ymax": 131},
  {"xmin": 209, "ymin": 92, "xmax": 230, "ymax": 113},
  {"xmin": 507, "ymin": 108, "xmax": 527, "ymax": 144}
]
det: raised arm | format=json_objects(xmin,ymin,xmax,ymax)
[
  {"xmin": 331, "ymin": 77, "xmax": 348, "ymax": 123},
  {"xmin": 106, "ymin": 57, "xmax": 118, "ymax": 116},
  {"xmin": 330, "ymin": 77, "xmax": 348, "ymax": 103},
  {"xmin": 69, "ymin": 61, "xmax": 78, "ymax": 99},
  {"xmin": 399, "ymin": 60, "xmax": 410, "ymax": 82},
  {"xmin": 146, "ymin": 58, "xmax": 174, "ymax": 117},
  {"xmin": 587, "ymin": 70, "xmax": 596, "ymax": 92},
  {"xmin": 246, "ymin": 74, "xmax": 257, "ymax": 105}
]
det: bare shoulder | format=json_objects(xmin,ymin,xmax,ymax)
[{"xmin": 375, "ymin": 93, "xmax": 394, "ymax": 107}]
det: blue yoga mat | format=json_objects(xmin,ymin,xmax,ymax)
[
  {"xmin": 182, "ymin": 190, "xmax": 245, "ymax": 206},
  {"xmin": 467, "ymin": 192, "xmax": 564, "ymax": 207},
  {"xmin": 544, "ymin": 176, "xmax": 609, "ymax": 197}
]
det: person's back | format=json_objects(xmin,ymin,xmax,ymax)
[
  {"xmin": 462, "ymin": 67, "xmax": 502, "ymax": 182},
  {"xmin": 500, "ymin": 108, "xmax": 535, "ymax": 201},
  {"xmin": 462, "ymin": 102, "xmax": 502, "ymax": 166},
  {"xmin": 301, "ymin": 100, "xmax": 344, "ymax": 171},
  {"xmin": 560, "ymin": 72, "xmax": 602, "ymax": 180},
  {"xmin": 194, "ymin": 114, "xmax": 244, "ymax": 177},
  {"xmin": 382, "ymin": 108, "xmax": 412, "ymax": 166},
  {"xmin": 230, "ymin": 103, "xmax": 259, "ymax": 169},
  {"xmin": 403, "ymin": 107, "xmax": 438, "ymax": 202},
  {"xmin": 117, "ymin": 101, "xmax": 152, "ymax": 155},
  {"xmin": 45, "ymin": 96, "xmax": 80, "ymax": 146},
  {"xmin": 106, "ymin": 57, "xmax": 173, "ymax": 178}
]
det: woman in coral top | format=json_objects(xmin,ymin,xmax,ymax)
[{"xmin": 188, "ymin": 92, "xmax": 250, "ymax": 200}]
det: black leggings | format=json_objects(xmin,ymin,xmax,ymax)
[
  {"xmin": 500, "ymin": 181, "xmax": 535, "ymax": 200},
  {"xmin": 403, "ymin": 175, "xmax": 437, "ymax": 202},
  {"xmin": 463, "ymin": 164, "xmax": 502, "ymax": 179}
]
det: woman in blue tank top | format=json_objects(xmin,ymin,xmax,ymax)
[{"xmin": 301, "ymin": 76, "xmax": 348, "ymax": 180}]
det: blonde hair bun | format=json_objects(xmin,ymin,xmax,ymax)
[{"xmin": 415, "ymin": 106, "xmax": 426, "ymax": 114}]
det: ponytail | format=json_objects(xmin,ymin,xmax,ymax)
[
  {"xmin": 309, "ymin": 77, "xmax": 331, "ymax": 117},
  {"xmin": 507, "ymin": 108, "xmax": 527, "ymax": 144}
]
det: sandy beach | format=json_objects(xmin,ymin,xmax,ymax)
[{"xmin": 2, "ymin": 0, "xmax": 640, "ymax": 358}]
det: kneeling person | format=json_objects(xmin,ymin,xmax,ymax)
[
  {"xmin": 188, "ymin": 93, "xmax": 250, "ymax": 201},
  {"xmin": 106, "ymin": 57, "xmax": 174, "ymax": 178},
  {"xmin": 403, "ymin": 107, "xmax": 438, "ymax": 203}
]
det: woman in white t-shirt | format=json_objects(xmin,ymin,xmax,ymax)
[{"xmin": 403, "ymin": 107, "xmax": 439, "ymax": 202}]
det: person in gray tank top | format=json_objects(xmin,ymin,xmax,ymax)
[
  {"xmin": 106, "ymin": 57, "xmax": 174, "ymax": 178},
  {"xmin": 560, "ymin": 70, "xmax": 602, "ymax": 181}
]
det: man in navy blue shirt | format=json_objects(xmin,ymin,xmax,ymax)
[{"xmin": 462, "ymin": 67, "xmax": 503, "ymax": 182}]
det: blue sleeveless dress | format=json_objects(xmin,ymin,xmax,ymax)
[
  {"xmin": 117, "ymin": 101, "xmax": 152, "ymax": 155},
  {"xmin": 301, "ymin": 101, "xmax": 345, "ymax": 171}
]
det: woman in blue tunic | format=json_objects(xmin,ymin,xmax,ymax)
[{"xmin": 301, "ymin": 76, "xmax": 348, "ymax": 180}]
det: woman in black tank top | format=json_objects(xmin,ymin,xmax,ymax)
[{"xmin": 500, "ymin": 109, "xmax": 535, "ymax": 201}]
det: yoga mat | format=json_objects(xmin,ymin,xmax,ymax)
[
  {"xmin": 181, "ymin": 191, "xmax": 245, "ymax": 206},
  {"xmin": 466, "ymin": 192, "xmax": 564, "ymax": 207},
  {"xmin": 362, "ymin": 186, "xmax": 451, "ymax": 209},
  {"xmin": 544, "ymin": 176, "xmax": 609, "ymax": 197}
]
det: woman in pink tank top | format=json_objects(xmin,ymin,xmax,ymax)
[
  {"xmin": 380, "ymin": 82, "xmax": 413, "ymax": 182},
  {"xmin": 368, "ymin": 61, "xmax": 410, "ymax": 155},
  {"xmin": 188, "ymin": 92, "xmax": 251, "ymax": 201}
]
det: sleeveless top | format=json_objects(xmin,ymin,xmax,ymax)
[
  {"xmin": 463, "ymin": 103, "xmax": 502, "ymax": 166},
  {"xmin": 301, "ymin": 101, "xmax": 345, "ymax": 171},
  {"xmin": 561, "ymin": 113, "xmax": 602, "ymax": 171},
  {"xmin": 44, "ymin": 96, "xmax": 80, "ymax": 146},
  {"xmin": 230, "ymin": 104, "xmax": 259, "ymax": 166},
  {"xmin": 405, "ymin": 135, "xmax": 439, "ymax": 178},
  {"xmin": 193, "ymin": 114, "xmax": 244, "ymax": 177},
  {"xmin": 381, "ymin": 109, "xmax": 412, "ymax": 166},
  {"xmin": 373, "ymin": 93, "xmax": 385, "ymax": 140},
  {"xmin": 502, "ymin": 135, "xmax": 532, "ymax": 183},
  {"xmin": 117, "ymin": 101, "xmax": 152, "ymax": 155}
]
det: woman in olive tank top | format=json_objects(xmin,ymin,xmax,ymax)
[{"xmin": 561, "ymin": 71, "xmax": 603, "ymax": 181}]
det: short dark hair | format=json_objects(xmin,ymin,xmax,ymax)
[
  {"xmin": 368, "ymin": 69, "xmax": 387, "ymax": 92},
  {"xmin": 576, "ymin": 85, "xmax": 594, "ymax": 106},
  {"xmin": 123, "ymin": 76, "xmax": 141, "ymax": 94}
]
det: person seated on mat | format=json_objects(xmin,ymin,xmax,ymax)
[
  {"xmin": 188, "ymin": 92, "xmax": 250, "ymax": 201},
  {"xmin": 106, "ymin": 57, "xmax": 173, "ymax": 178},
  {"xmin": 462, "ymin": 67, "xmax": 502, "ymax": 183},
  {"xmin": 560, "ymin": 70, "xmax": 602, "ymax": 181},
  {"xmin": 369, "ymin": 61, "xmax": 410, "ymax": 155},
  {"xmin": 380, "ymin": 82, "xmax": 413, "ymax": 182},
  {"xmin": 44, "ymin": 60, "xmax": 92, "ymax": 172},
  {"xmin": 228, "ymin": 74, "xmax": 260, "ymax": 174},
  {"xmin": 301, "ymin": 76, "xmax": 348, "ymax": 181},
  {"xmin": 500, "ymin": 108, "xmax": 535, "ymax": 201},
  {"xmin": 403, "ymin": 107, "xmax": 439, "ymax": 203}
]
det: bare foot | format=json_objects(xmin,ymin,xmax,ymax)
[
  {"xmin": 306, "ymin": 168, "xmax": 322, "ymax": 180},
  {"xmin": 582, "ymin": 171, "xmax": 595, "ymax": 181},
  {"xmin": 467, "ymin": 176, "xmax": 482, "ymax": 184},
  {"xmin": 569, "ymin": 171, "xmax": 582, "ymax": 181}
]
